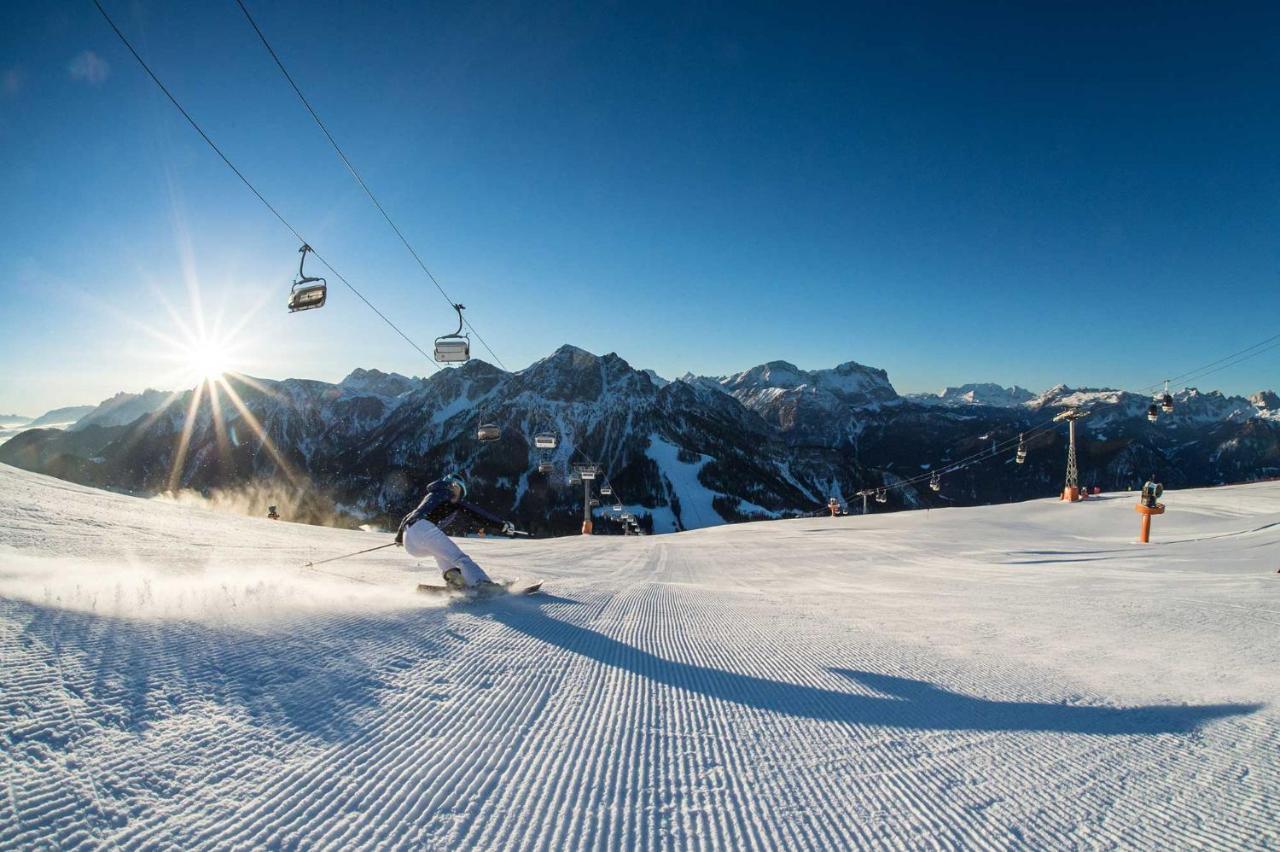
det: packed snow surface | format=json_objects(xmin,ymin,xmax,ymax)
[{"xmin": 1, "ymin": 463, "xmax": 1276, "ymax": 849}]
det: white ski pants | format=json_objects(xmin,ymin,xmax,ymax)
[{"xmin": 402, "ymin": 520, "xmax": 492, "ymax": 585}]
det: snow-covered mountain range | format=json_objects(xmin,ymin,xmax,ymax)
[
  {"xmin": 908, "ymin": 383, "xmax": 1037, "ymax": 408},
  {"xmin": 3, "ymin": 345, "xmax": 1278, "ymax": 534}
]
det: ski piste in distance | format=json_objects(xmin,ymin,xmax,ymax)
[{"xmin": 416, "ymin": 580, "xmax": 543, "ymax": 599}]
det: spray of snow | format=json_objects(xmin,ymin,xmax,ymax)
[
  {"xmin": 152, "ymin": 483, "xmax": 362, "ymax": 529},
  {"xmin": 0, "ymin": 548, "xmax": 435, "ymax": 624}
]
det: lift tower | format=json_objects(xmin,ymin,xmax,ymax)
[
  {"xmin": 1053, "ymin": 408, "xmax": 1090, "ymax": 502},
  {"xmin": 573, "ymin": 464, "xmax": 600, "ymax": 534}
]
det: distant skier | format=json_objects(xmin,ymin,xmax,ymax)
[{"xmin": 395, "ymin": 474, "xmax": 512, "ymax": 591}]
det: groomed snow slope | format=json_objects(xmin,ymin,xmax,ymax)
[{"xmin": 1, "ymin": 463, "xmax": 1276, "ymax": 849}]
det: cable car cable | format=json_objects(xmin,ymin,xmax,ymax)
[
  {"xmin": 232, "ymin": 0, "xmax": 508, "ymax": 371},
  {"xmin": 90, "ymin": 0, "xmax": 441, "ymax": 370},
  {"xmin": 1137, "ymin": 331, "xmax": 1280, "ymax": 395}
]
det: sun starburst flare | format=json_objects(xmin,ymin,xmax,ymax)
[{"xmin": 94, "ymin": 265, "xmax": 301, "ymax": 495}]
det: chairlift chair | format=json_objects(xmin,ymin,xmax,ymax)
[
  {"xmin": 1015, "ymin": 434, "xmax": 1027, "ymax": 464},
  {"xmin": 929, "ymin": 472, "xmax": 941, "ymax": 492},
  {"xmin": 1160, "ymin": 380, "xmax": 1174, "ymax": 413},
  {"xmin": 875, "ymin": 489, "xmax": 888, "ymax": 504},
  {"xmin": 477, "ymin": 422, "xmax": 501, "ymax": 442},
  {"xmin": 434, "ymin": 303, "xmax": 471, "ymax": 363},
  {"xmin": 288, "ymin": 244, "xmax": 327, "ymax": 313},
  {"xmin": 600, "ymin": 485, "xmax": 613, "ymax": 496},
  {"xmin": 613, "ymin": 502, "xmax": 623, "ymax": 512},
  {"xmin": 1146, "ymin": 403, "xmax": 1159, "ymax": 423},
  {"xmin": 534, "ymin": 432, "xmax": 558, "ymax": 450},
  {"xmin": 537, "ymin": 461, "xmax": 554, "ymax": 475}
]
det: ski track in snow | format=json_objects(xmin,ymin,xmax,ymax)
[{"xmin": 0, "ymin": 464, "xmax": 1277, "ymax": 849}]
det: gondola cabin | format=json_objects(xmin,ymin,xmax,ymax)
[
  {"xmin": 288, "ymin": 281, "xmax": 327, "ymax": 312},
  {"xmin": 434, "ymin": 338, "xmax": 470, "ymax": 363},
  {"xmin": 288, "ymin": 244, "xmax": 327, "ymax": 313},
  {"xmin": 435, "ymin": 303, "xmax": 471, "ymax": 363}
]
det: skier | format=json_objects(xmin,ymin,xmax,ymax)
[{"xmin": 395, "ymin": 474, "xmax": 513, "ymax": 592}]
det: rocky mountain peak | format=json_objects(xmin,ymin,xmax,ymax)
[
  {"xmin": 911, "ymin": 383, "xmax": 1036, "ymax": 408},
  {"xmin": 1250, "ymin": 390, "xmax": 1279, "ymax": 410},
  {"xmin": 340, "ymin": 368, "xmax": 418, "ymax": 398}
]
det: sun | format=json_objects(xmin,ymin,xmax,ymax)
[{"xmin": 187, "ymin": 338, "xmax": 231, "ymax": 382}]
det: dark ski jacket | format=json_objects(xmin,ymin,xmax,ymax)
[{"xmin": 396, "ymin": 479, "xmax": 506, "ymax": 542}]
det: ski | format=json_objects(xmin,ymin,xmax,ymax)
[{"xmin": 416, "ymin": 580, "xmax": 543, "ymax": 599}]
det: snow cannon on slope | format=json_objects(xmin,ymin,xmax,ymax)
[{"xmin": 1134, "ymin": 480, "xmax": 1165, "ymax": 543}]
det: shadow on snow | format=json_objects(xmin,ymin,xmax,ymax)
[
  {"xmin": 13, "ymin": 602, "xmax": 415, "ymax": 744},
  {"xmin": 486, "ymin": 594, "xmax": 1260, "ymax": 736}
]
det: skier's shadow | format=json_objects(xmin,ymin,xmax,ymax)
[
  {"xmin": 18, "ymin": 603, "xmax": 396, "ymax": 743},
  {"xmin": 486, "ymin": 595, "xmax": 1260, "ymax": 735}
]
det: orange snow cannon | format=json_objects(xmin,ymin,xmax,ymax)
[{"xmin": 1135, "ymin": 481, "xmax": 1165, "ymax": 543}]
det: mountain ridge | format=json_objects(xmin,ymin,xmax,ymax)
[{"xmin": 2, "ymin": 344, "xmax": 1277, "ymax": 535}]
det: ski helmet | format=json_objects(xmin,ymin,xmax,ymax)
[{"xmin": 442, "ymin": 473, "xmax": 467, "ymax": 498}]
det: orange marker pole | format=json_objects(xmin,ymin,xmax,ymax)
[
  {"xmin": 582, "ymin": 519, "xmax": 593, "ymax": 535},
  {"xmin": 1134, "ymin": 502, "xmax": 1165, "ymax": 543}
]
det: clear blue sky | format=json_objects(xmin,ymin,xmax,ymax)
[{"xmin": 2, "ymin": 1, "xmax": 1278, "ymax": 415}]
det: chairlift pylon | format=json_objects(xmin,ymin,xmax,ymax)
[
  {"xmin": 434, "ymin": 303, "xmax": 470, "ymax": 363},
  {"xmin": 287, "ymin": 244, "xmax": 327, "ymax": 313}
]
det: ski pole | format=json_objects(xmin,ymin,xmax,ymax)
[{"xmin": 303, "ymin": 541, "xmax": 397, "ymax": 568}]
